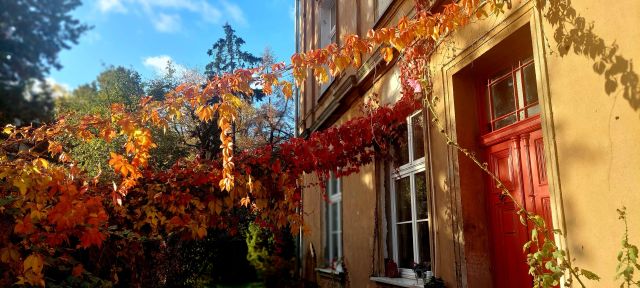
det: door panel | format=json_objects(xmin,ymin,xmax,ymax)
[
  {"xmin": 526, "ymin": 129, "xmax": 552, "ymax": 235},
  {"xmin": 485, "ymin": 139, "xmax": 531, "ymax": 288},
  {"xmin": 484, "ymin": 126, "xmax": 552, "ymax": 288}
]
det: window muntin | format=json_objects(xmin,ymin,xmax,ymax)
[
  {"xmin": 325, "ymin": 173, "xmax": 342, "ymax": 268},
  {"xmin": 486, "ymin": 59, "xmax": 539, "ymax": 131},
  {"xmin": 390, "ymin": 111, "xmax": 431, "ymax": 272}
]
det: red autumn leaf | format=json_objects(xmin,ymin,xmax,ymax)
[
  {"xmin": 78, "ymin": 228, "xmax": 105, "ymax": 249},
  {"xmin": 72, "ymin": 264, "xmax": 84, "ymax": 277}
]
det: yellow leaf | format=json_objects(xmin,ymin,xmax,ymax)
[
  {"xmin": 24, "ymin": 254, "xmax": 44, "ymax": 274},
  {"xmin": 383, "ymin": 47, "xmax": 394, "ymax": 64},
  {"xmin": 281, "ymin": 81, "xmax": 293, "ymax": 99},
  {"xmin": 223, "ymin": 93, "xmax": 243, "ymax": 108},
  {"xmin": 2, "ymin": 124, "xmax": 15, "ymax": 135},
  {"xmin": 13, "ymin": 178, "xmax": 28, "ymax": 195},
  {"xmin": 353, "ymin": 52, "xmax": 362, "ymax": 68},
  {"xmin": 240, "ymin": 196, "xmax": 251, "ymax": 207},
  {"xmin": 0, "ymin": 247, "xmax": 20, "ymax": 263}
]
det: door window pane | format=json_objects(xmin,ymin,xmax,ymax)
[
  {"xmin": 397, "ymin": 223, "xmax": 414, "ymax": 268},
  {"xmin": 395, "ymin": 177, "xmax": 412, "ymax": 222},
  {"xmin": 415, "ymin": 173, "xmax": 428, "ymax": 220},
  {"xmin": 523, "ymin": 64, "xmax": 538, "ymax": 106},
  {"xmin": 490, "ymin": 77, "xmax": 516, "ymax": 119},
  {"xmin": 411, "ymin": 113, "xmax": 425, "ymax": 160},
  {"xmin": 495, "ymin": 114, "xmax": 517, "ymax": 130},
  {"xmin": 485, "ymin": 60, "xmax": 539, "ymax": 132}
]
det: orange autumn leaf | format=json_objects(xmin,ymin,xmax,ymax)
[
  {"xmin": 240, "ymin": 196, "xmax": 251, "ymax": 207},
  {"xmin": 195, "ymin": 105, "xmax": 216, "ymax": 122},
  {"xmin": 281, "ymin": 81, "xmax": 293, "ymax": 99},
  {"xmin": 383, "ymin": 47, "xmax": 394, "ymax": 64},
  {"xmin": 14, "ymin": 216, "xmax": 34, "ymax": 235}
]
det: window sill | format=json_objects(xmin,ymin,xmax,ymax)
[
  {"xmin": 316, "ymin": 267, "xmax": 344, "ymax": 276},
  {"xmin": 316, "ymin": 267, "xmax": 346, "ymax": 283},
  {"xmin": 370, "ymin": 276, "xmax": 425, "ymax": 288}
]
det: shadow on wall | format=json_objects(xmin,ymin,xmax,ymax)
[{"xmin": 536, "ymin": 0, "xmax": 639, "ymax": 113}]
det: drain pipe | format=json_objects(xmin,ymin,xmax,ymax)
[{"xmin": 294, "ymin": 0, "xmax": 303, "ymax": 281}]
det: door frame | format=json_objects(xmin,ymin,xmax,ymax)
[{"xmin": 436, "ymin": 1, "xmax": 568, "ymax": 286}]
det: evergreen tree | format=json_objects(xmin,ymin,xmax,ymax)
[{"xmin": 0, "ymin": 0, "xmax": 88, "ymax": 125}]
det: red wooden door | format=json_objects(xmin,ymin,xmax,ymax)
[
  {"xmin": 521, "ymin": 129, "xmax": 553, "ymax": 232},
  {"xmin": 484, "ymin": 124, "xmax": 551, "ymax": 288},
  {"xmin": 485, "ymin": 137, "xmax": 532, "ymax": 288}
]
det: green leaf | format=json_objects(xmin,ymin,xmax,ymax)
[
  {"xmin": 580, "ymin": 268, "xmax": 600, "ymax": 280},
  {"xmin": 0, "ymin": 196, "xmax": 17, "ymax": 207}
]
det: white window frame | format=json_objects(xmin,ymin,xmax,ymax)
[
  {"xmin": 325, "ymin": 173, "xmax": 342, "ymax": 270},
  {"xmin": 389, "ymin": 111, "xmax": 431, "ymax": 277}
]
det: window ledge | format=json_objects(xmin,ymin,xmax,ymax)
[
  {"xmin": 316, "ymin": 267, "xmax": 344, "ymax": 276},
  {"xmin": 370, "ymin": 276, "xmax": 425, "ymax": 288}
]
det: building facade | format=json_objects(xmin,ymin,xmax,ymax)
[{"xmin": 294, "ymin": 0, "xmax": 640, "ymax": 287}]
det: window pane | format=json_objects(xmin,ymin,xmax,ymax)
[
  {"xmin": 331, "ymin": 232, "xmax": 339, "ymax": 260},
  {"xmin": 331, "ymin": 202, "xmax": 338, "ymax": 232},
  {"xmin": 395, "ymin": 176, "xmax": 412, "ymax": 222},
  {"xmin": 490, "ymin": 77, "xmax": 516, "ymax": 119},
  {"xmin": 417, "ymin": 221, "xmax": 431, "ymax": 266},
  {"xmin": 494, "ymin": 114, "xmax": 517, "ymax": 130},
  {"xmin": 330, "ymin": 0, "xmax": 336, "ymax": 29},
  {"xmin": 527, "ymin": 104, "xmax": 540, "ymax": 117},
  {"xmin": 395, "ymin": 123, "xmax": 409, "ymax": 165},
  {"xmin": 415, "ymin": 172, "xmax": 428, "ymax": 220},
  {"xmin": 330, "ymin": 177, "xmax": 338, "ymax": 196},
  {"xmin": 411, "ymin": 113, "xmax": 425, "ymax": 160},
  {"xmin": 377, "ymin": 0, "xmax": 393, "ymax": 18},
  {"xmin": 397, "ymin": 223, "xmax": 414, "ymax": 268},
  {"xmin": 523, "ymin": 64, "xmax": 538, "ymax": 106}
]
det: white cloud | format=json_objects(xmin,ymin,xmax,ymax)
[
  {"xmin": 143, "ymin": 55, "xmax": 187, "ymax": 77},
  {"xmin": 98, "ymin": 0, "xmax": 127, "ymax": 13},
  {"xmin": 45, "ymin": 78, "xmax": 71, "ymax": 98},
  {"xmin": 83, "ymin": 30, "xmax": 102, "ymax": 44},
  {"xmin": 96, "ymin": 0, "xmax": 246, "ymax": 32},
  {"xmin": 221, "ymin": 0, "xmax": 247, "ymax": 26},
  {"xmin": 152, "ymin": 13, "xmax": 181, "ymax": 33}
]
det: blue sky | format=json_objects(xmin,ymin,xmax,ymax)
[{"xmin": 50, "ymin": 0, "xmax": 295, "ymax": 90}]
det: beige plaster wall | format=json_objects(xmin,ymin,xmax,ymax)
[
  {"xmin": 427, "ymin": 0, "xmax": 640, "ymax": 286},
  {"xmin": 539, "ymin": 0, "xmax": 640, "ymax": 285}
]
